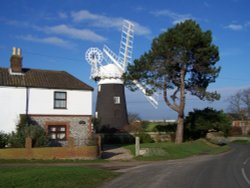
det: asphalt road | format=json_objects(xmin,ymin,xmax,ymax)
[{"xmin": 102, "ymin": 144, "xmax": 250, "ymax": 188}]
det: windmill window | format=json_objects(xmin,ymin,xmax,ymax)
[
  {"xmin": 54, "ymin": 91, "xmax": 67, "ymax": 109},
  {"xmin": 114, "ymin": 96, "xmax": 120, "ymax": 104}
]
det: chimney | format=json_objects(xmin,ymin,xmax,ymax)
[{"xmin": 10, "ymin": 47, "xmax": 23, "ymax": 73}]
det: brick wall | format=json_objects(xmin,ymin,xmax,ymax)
[
  {"xmin": 0, "ymin": 146, "xmax": 99, "ymax": 160},
  {"xmin": 29, "ymin": 115, "xmax": 92, "ymax": 146},
  {"xmin": 232, "ymin": 121, "xmax": 250, "ymax": 135}
]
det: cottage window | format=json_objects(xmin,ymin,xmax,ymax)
[
  {"xmin": 54, "ymin": 91, "xmax": 67, "ymax": 109},
  {"xmin": 48, "ymin": 125, "xmax": 66, "ymax": 140}
]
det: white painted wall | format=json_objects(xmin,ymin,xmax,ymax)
[
  {"xmin": 0, "ymin": 86, "xmax": 92, "ymax": 133},
  {"xmin": 0, "ymin": 87, "xmax": 26, "ymax": 133}
]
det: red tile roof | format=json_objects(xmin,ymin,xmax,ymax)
[{"xmin": 0, "ymin": 67, "xmax": 93, "ymax": 91}]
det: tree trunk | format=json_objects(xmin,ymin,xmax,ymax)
[
  {"xmin": 175, "ymin": 64, "xmax": 186, "ymax": 144},
  {"xmin": 175, "ymin": 113, "xmax": 184, "ymax": 144}
]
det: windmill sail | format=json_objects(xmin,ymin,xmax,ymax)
[
  {"xmin": 132, "ymin": 80, "xmax": 159, "ymax": 109},
  {"xmin": 119, "ymin": 20, "xmax": 134, "ymax": 71},
  {"xmin": 103, "ymin": 45, "xmax": 123, "ymax": 71},
  {"xmin": 119, "ymin": 21, "xmax": 158, "ymax": 108}
]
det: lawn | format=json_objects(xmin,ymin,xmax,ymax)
[
  {"xmin": 232, "ymin": 139, "xmax": 250, "ymax": 144},
  {"xmin": 0, "ymin": 166, "xmax": 118, "ymax": 188},
  {"xmin": 124, "ymin": 139, "xmax": 230, "ymax": 161}
]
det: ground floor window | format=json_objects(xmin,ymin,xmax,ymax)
[{"xmin": 48, "ymin": 125, "xmax": 66, "ymax": 140}]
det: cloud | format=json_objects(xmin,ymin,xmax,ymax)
[
  {"xmin": 71, "ymin": 10, "xmax": 123, "ymax": 28},
  {"xmin": 71, "ymin": 10, "xmax": 151, "ymax": 36},
  {"xmin": 225, "ymin": 24, "xmax": 243, "ymax": 31},
  {"xmin": 45, "ymin": 24, "xmax": 106, "ymax": 42},
  {"xmin": 151, "ymin": 9, "xmax": 193, "ymax": 24},
  {"xmin": 1, "ymin": 17, "xmax": 106, "ymax": 43},
  {"xmin": 18, "ymin": 35, "xmax": 72, "ymax": 48},
  {"xmin": 0, "ymin": 17, "xmax": 33, "ymax": 28},
  {"xmin": 225, "ymin": 21, "xmax": 250, "ymax": 31}
]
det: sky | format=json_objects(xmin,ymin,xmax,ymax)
[{"xmin": 0, "ymin": 0, "xmax": 250, "ymax": 120}]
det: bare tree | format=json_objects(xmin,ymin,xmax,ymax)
[
  {"xmin": 228, "ymin": 88, "xmax": 250, "ymax": 120},
  {"xmin": 128, "ymin": 112, "xmax": 141, "ymax": 124}
]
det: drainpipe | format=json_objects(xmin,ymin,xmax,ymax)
[{"xmin": 25, "ymin": 87, "xmax": 30, "ymax": 126}]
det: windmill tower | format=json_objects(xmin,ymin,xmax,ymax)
[{"xmin": 85, "ymin": 20, "xmax": 158, "ymax": 131}]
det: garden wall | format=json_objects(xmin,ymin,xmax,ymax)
[{"xmin": 0, "ymin": 146, "xmax": 99, "ymax": 160}]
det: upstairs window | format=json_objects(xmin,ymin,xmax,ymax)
[
  {"xmin": 48, "ymin": 125, "xmax": 66, "ymax": 140},
  {"xmin": 54, "ymin": 91, "xmax": 67, "ymax": 109}
]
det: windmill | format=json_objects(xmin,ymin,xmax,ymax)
[{"xmin": 85, "ymin": 20, "xmax": 158, "ymax": 131}]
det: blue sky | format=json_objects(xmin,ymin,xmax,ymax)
[{"xmin": 0, "ymin": 0, "xmax": 250, "ymax": 120}]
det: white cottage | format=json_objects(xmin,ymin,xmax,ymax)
[{"xmin": 0, "ymin": 47, "xmax": 93, "ymax": 146}]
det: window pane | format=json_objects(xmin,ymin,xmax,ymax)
[
  {"xmin": 51, "ymin": 133, "xmax": 56, "ymax": 139},
  {"xmin": 55, "ymin": 92, "xmax": 66, "ymax": 99},
  {"xmin": 55, "ymin": 100, "xmax": 66, "ymax": 108},
  {"xmin": 59, "ymin": 133, "xmax": 66, "ymax": 139}
]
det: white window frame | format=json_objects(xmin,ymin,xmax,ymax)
[{"xmin": 113, "ymin": 96, "xmax": 120, "ymax": 104}]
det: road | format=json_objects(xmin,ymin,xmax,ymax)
[{"xmin": 102, "ymin": 144, "xmax": 250, "ymax": 188}]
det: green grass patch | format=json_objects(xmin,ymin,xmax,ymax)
[
  {"xmin": 232, "ymin": 140, "xmax": 250, "ymax": 144},
  {"xmin": 144, "ymin": 122, "xmax": 158, "ymax": 132},
  {"xmin": 124, "ymin": 139, "xmax": 230, "ymax": 161},
  {"xmin": 0, "ymin": 166, "xmax": 118, "ymax": 188}
]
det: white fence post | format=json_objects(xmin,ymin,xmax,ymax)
[{"xmin": 135, "ymin": 136, "xmax": 140, "ymax": 156}]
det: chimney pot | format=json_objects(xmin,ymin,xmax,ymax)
[
  {"xmin": 12, "ymin": 47, "xmax": 16, "ymax": 55},
  {"xmin": 17, "ymin": 48, "xmax": 21, "ymax": 56}
]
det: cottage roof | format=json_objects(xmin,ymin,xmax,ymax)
[{"xmin": 0, "ymin": 67, "xmax": 93, "ymax": 91}]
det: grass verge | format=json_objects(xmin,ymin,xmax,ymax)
[
  {"xmin": 232, "ymin": 140, "xmax": 250, "ymax": 144},
  {"xmin": 124, "ymin": 139, "xmax": 230, "ymax": 161},
  {"xmin": 0, "ymin": 166, "xmax": 118, "ymax": 188}
]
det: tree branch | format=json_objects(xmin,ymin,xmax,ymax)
[
  {"xmin": 163, "ymin": 77, "xmax": 180, "ymax": 113},
  {"xmin": 171, "ymin": 88, "xmax": 179, "ymax": 107}
]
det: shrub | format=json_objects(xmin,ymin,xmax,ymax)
[
  {"xmin": 135, "ymin": 132, "xmax": 154, "ymax": 143},
  {"xmin": 153, "ymin": 123, "xmax": 177, "ymax": 132},
  {"xmin": 8, "ymin": 115, "xmax": 48, "ymax": 148},
  {"xmin": 124, "ymin": 121, "xmax": 143, "ymax": 133},
  {"xmin": 184, "ymin": 108, "xmax": 231, "ymax": 140},
  {"xmin": 0, "ymin": 132, "xmax": 9, "ymax": 148}
]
